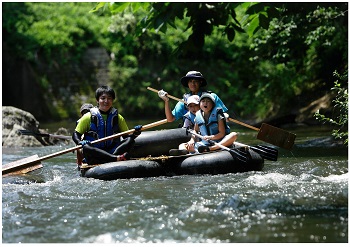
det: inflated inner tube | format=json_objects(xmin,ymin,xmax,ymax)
[
  {"xmin": 81, "ymin": 148, "xmax": 264, "ymax": 180},
  {"xmin": 130, "ymin": 128, "xmax": 191, "ymax": 158},
  {"xmin": 177, "ymin": 149, "xmax": 264, "ymax": 175},
  {"xmin": 83, "ymin": 160, "xmax": 164, "ymax": 180}
]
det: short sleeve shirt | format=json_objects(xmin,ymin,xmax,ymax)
[{"xmin": 75, "ymin": 112, "xmax": 129, "ymax": 134}]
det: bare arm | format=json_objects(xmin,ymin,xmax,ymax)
[
  {"xmin": 164, "ymin": 100, "xmax": 175, "ymax": 122},
  {"xmin": 212, "ymin": 119, "xmax": 226, "ymax": 140},
  {"xmin": 203, "ymin": 119, "xmax": 226, "ymax": 141},
  {"xmin": 158, "ymin": 89, "xmax": 176, "ymax": 122}
]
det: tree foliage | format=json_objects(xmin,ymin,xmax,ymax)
[
  {"xmin": 315, "ymin": 71, "xmax": 348, "ymax": 146},
  {"xmin": 3, "ymin": 2, "xmax": 108, "ymax": 62},
  {"xmin": 3, "ymin": 2, "xmax": 112, "ymax": 119},
  {"xmin": 90, "ymin": 2, "xmax": 347, "ymax": 120},
  {"xmin": 90, "ymin": 2, "xmax": 279, "ymax": 57},
  {"xmin": 2, "ymin": 2, "xmax": 348, "ymax": 126}
]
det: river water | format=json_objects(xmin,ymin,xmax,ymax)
[{"xmin": 1, "ymin": 125, "xmax": 348, "ymax": 243}]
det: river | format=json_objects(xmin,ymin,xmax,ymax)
[{"xmin": 1, "ymin": 124, "xmax": 348, "ymax": 243}]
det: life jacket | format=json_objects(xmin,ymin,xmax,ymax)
[
  {"xmin": 84, "ymin": 107, "xmax": 120, "ymax": 152},
  {"xmin": 182, "ymin": 111, "xmax": 196, "ymax": 129},
  {"xmin": 195, "ymin": 106, "xmax": 230, "ymax": 145}
]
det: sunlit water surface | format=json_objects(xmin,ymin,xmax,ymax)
[{"xmin": 2, "ymin": 126, "xmax": 348, "ymax": 243}]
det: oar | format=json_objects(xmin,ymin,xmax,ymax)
[
  {"xmin": 185, "ymin": 128, "xmax": 248, "ymax": 163},
  {"xmin": 19, "ymin": 129, "xmax": 71, "ymax": 140},
  {"xmin": 147, "ymin": 87, "xmax": 185, "ymax": 103},
  {"xmin": 234, "ymin": 142, "xmax": 278, "ymax": 161},
  {"xmin": 2, "ymin": 155, "xmax": 43, "ymax": 177},
  {"xmin": 2, "ymin": 119, "xmax": 168, "ymax": 176},
  {"xmin": 186, "ymin": 128, "xmax": 278, "ymax": 161},
  {"xmin": 227, "ymin": 118, "xmax": 296, "ymax": 150},
  {"xmin": 147, "ymin": 86, "xmax": 296, "ymax": 150}
]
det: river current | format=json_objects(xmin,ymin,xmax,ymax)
[{"xmin": 2, "ymin": 125, "xmax": 348, "ymax": 243}]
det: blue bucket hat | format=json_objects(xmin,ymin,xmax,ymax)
[{"xmin": 180, "ymin": 71, "xmax": 207, "ymax": 87}]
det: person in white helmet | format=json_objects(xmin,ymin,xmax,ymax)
[
  {"xmin": 182, "ymin": 95, "xmax": 200, "ymax": 129},
  {"xmin": 168, "ymin": 94, "xmax": 201, "ymax": 155}
]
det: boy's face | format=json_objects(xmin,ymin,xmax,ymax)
[
  {"xmin": 200, "ymin": 98, "xmax": 214, "ymax": 113},
  {"xmin": 98, "ymin": 93, "xmax": 114, "ymax": 112},
  {"xmin": 188, "ymin": 103, "xmax": 200, "ymax": 114}
]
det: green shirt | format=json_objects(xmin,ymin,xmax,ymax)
[{"xmin": 75, "ymin": 112, "xmax": 129, "ymax": 135}]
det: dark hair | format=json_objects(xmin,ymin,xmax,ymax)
[{"xmin": 95, "ymin": 85, "xmax": 116, "ymax": 100}]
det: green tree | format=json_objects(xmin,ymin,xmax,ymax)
[
  {"xmin": 91, "ymin": 2, "xmax": 347, "ymax": 121},
  {"xmin": 90, "ymin": 2, "xmax": 279, "ymax": 57},
  {"xmin": 90, "ymin": 2, "xmax": 282, "ymax": 117},
  {"xmin": 3, "ymin": 2, "xmax": 112, "ymax": 119},
  {"xmin": 315, "ymin": 71, "xmax": 348, "ymax": 146},
  {"xmin": 3, "ymin": 2, "xmax": 108, "ymax": 62},
  {"xmin": 2, "ymin": 2, "xmax": 348, "ymax": 124}
]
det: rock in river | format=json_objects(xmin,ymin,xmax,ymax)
[{"xmin": 2, "ymin": 106, "xmax": 70, "ymax": 147}]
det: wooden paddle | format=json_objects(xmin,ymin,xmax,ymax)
[
  {"xmin": 2, "ymin": 155, "xmax": 43, "ymax": 177},
  {"xmin": 147, "ymin": 87, "xmax": 296, "ymax": 150},
  {"xmin": 227, "ymin": 118, "xmax": 296, "ymax": 150},
  {"xmin": 147, "ymin": 87, "xmax": 185, "ymax": 103},
  {"xmin": 234, "ymin": 141, "xmax": 278, "ymax": 161},
  {"xmin": 2, "ymin": 119, "xmax": 168, "ymax": 176}
]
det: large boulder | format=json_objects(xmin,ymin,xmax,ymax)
[{"xmin": 2, "ymin": 106, "xmax": 71, "ymax": 147}]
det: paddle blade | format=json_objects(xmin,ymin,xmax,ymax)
[
  {"xmin": 229, "ymin": 149, "xmax": 248, "ymax": 163},
  {"xmin": 250, "ymin": 145, "xmax": 278, "ymax": 161},
  {"xmin": 18, "ymin": 129, "xmax": 38, "ymax": 136},
  {"xmin": 2, "ymin": 155, "xmax": 43, "ymax": 176},
  {"xmin": 257, "ymin": 123, "xmax": 296, "ymax": 150}
]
